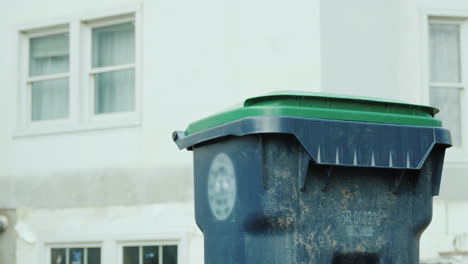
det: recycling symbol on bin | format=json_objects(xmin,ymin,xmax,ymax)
[{"xmin": 208, "ymin": 153, "xmax": 237, "ymax": 220}]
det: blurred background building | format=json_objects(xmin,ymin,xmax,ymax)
[{"xmin": 1, "ymin": 0, "xmax": 468, "ymax": 263}]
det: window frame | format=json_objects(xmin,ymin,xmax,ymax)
[
  {"xmin": 118, "ymin": 241, "xmax": 180, "ymax": 264},
  {"xmin": 428, "ymin": 18, "xmax": 465, "ymax": 147},
  {"xmin": 46, "ymin": 243, "xmax": 103, "ymax": 264},
  {"xmin": 15, "ymin": 6, "xmax": 142, "ymax": 137},
  {"xmin": 39, "ymin": 233, "xmax": 190, "ymax": 264},
  {"xmin": 81, "ymin": 14, "xmax": 141, "ymax": 125},
  {"xmin": 422, "ymin": 11, "xmax": 468, "ymax": 164},
  {"xmin": 19, "ymin": 24, "xmax": 74, "ymax": 131}
]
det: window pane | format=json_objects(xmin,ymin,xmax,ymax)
[
  {"xmin": 31, "ymin": 78, "xmax": 69, "ymax": 121},
  {"xmin": 163, "ymin": 246, "xmax": 178, "ymax": 264},
  {"xmin": 123, "ymin": 246, "xmax": 139, "ymax": 264},
  {"xmin": 30, "ymin": 33, "xmax": 69, "ymax": 77},
  {"xmin": 430, "ymin": 87, "xmax": 462, "ymax": 146},
  {"xmin": 92, "ymin": 22, "xmax": 135, "ymax": 68},
  {"xmin": 69, "ymin": 248, "xmax": 84, "ymax": 264},
  {"xmin": 87, "ymin": 248, "xmax": 101, "ymax": 264},
  {"xmin": 51, "ymin": 248, "xmax": 66, "ymax": 264},
  {"xmin": 429, "ymin": 23, "xmax": 461, "ymax": 83},
  {"xmin": 143, "ymin": 246, "xmax": 159, "ymax": 264},
  {"xmin": 94, "ymin": 69, "xmax": 135, "ymax": 114}
]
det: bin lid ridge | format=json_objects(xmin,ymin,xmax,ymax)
[
  {"xmin": 185, "ymin": 91, "xmax": 441, "ymax": 136},
  {"xmin": 173, "ymin": 116, "xmax": 452, "ymax": 171}
]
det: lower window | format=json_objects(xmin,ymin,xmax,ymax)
[
  {"xmin": 123, "ymin": 245, "xmax": 178, "ymax": 264},
  {"xmin": 51, "ymin": 247, "xmax": 101, "ymax": 264}
]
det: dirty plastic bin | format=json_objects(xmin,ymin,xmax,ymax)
[{"xmin": 173, "ymin": 91, "xmax": 452, "ymax": 264}]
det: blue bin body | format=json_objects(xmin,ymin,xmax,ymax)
[{"xmin": 174, "ymin": 116, "xmax": 451, "ymax": 263}]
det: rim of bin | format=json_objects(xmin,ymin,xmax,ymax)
[{"xmin": 184, "ymin": 90, "xmax": 441, "ymax": 135}]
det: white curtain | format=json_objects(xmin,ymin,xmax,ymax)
[
  {"xmin": 31, "ymin": 78, "xmax": 69, "ymax": 121},
  {"xmin": 430, "ymin": 87, "xmax": 461, "ymax": 146},
  {"xmin": 30, "ymin": 33, "xmax": 69, "ymax": 121},
  {"xmin": 92, "ymin": 22, "xmax": 135, "ymax": 114},
  {"xmin": 95, "ymin": 69, "xmax": 135, "ymax": 114},
  {"xmin": 430, "ymin": 24, "xmax": 460, "ymax": 83},
  {"xmin": 30, "ymin": 33, "xmax": 69, "ymax": 77},
  {"xmin": 92, "ymin": 22, "xmax": 135, "ymax": 68}
]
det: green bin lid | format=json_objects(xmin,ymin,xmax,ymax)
[{"xmin": 185, "ymin": 91, "xmax": 441, "ymax": 135}]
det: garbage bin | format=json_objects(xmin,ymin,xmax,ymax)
[{"xmin": 173, "ymin": 91, "xmax": 451, "ymax": 263}]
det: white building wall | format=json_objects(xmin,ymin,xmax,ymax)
[
  {"xmin": 0, "ymin": 0, "xmax": 322, "ymax": 263},
  {"xmin": 1, "ymin": 0, "xmax": 468, "ymax": 262},
  {"xmin": 320, "ymin": 0, "xmax": 398, "ymax": 99},
  {"xmin": 0, "ymin": 0, "xmax": 322, "ymax": 205},
  {"xmin": 320, "ymin": 0, "xmax": 468, "ymax": 260},
  {"xmin": 395, "ymin": 1, "xmax": 468, "ymax": 258}
]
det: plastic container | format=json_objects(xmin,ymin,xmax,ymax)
[{"xmin": 173, "ymin": 91, "xmax": 452, "ymax": 263}]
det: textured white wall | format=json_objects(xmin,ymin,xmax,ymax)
[
  {"xmin": 0, "ymin": 0, "xmax": 321, "ymax": 263},
  {"xmin": 2, "ymin": 0, "xmax": 468, "ymax": 262},
  {"xmin": 0, "ymin": 0, "xmax": 321, "ymax": 208},
  {"xmin": 319, "ymin": 0, "xmax": 468, "ymax": 260},
  {"xmin": 320, "ymin": 0, "xmax": 398, "ymax": 99}
]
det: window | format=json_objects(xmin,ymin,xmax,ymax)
[
  {"xmin": 29, "ymin": 31, "xmax": 70, "ymax": 121},
  {"xmin": 90, "ymin": 21, "xmax": 135, "ymax": 115},
  {"xmin": 17, "ymin": 9, "xmax": 140, "ymax": 136},
  {"xmin": 428, "ymin": 19, "xmax": 465, "ymax": 147},
  {"xmin": 51, "ymin": 247, "xmax": 101, "ymax": 264},
  {"xmin": 122, "ymin": 244, "xmax": 178, "ymax": 264}
]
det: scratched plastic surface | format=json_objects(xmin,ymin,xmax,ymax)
[{"xmin": 174, "ymin": 116, "xmax": 451, "ymax": 264}]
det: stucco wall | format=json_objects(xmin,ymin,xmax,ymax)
[
  {"xmin": 0, "ymin": 0, "xmax": 321, "ymax": 209},
  {"xmin": 320, "ymin": 0, "xmax": 398, "ymax": 99},
  {"xmin": 0, "ymin": 0, "xmax": 321, "ymax": 263},
  {"xmin": 2, "ymin": 0, "xmax": 468, "ymax": 262}
]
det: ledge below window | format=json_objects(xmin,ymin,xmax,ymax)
[{"xmin": 13, "ymin": 115, "xmax": 141, "ymax": 138}]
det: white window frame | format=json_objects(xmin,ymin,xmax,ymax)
[
  {"xmin": 39, "ymin": 232, "xmax": 190, "ymax": 264},
  {"xmin": 15, "ymin": 5, "xmax": 142, "ymax": 137},
  {"xmin": 18, "ymin": 24, "xmax": 74, "ymax": 132},
  {"xmin": 422, "ymin": 10, "xmax": 468, "ymax": 164},
  {"xmin": 81, "ymin": 14, "xmax": 141, "ymax": 126},
  {"xmin": 118, "ymin": 240, "xmax": 180, "ymax": 264},
  {"xmin": 46, "ymin": 243, "xmax": 103, "ymax": 264}
]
